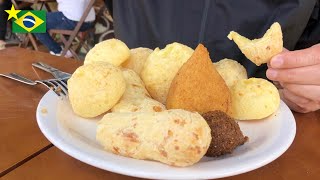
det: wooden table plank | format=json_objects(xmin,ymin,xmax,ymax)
[
  {"xmin": 223, "ymin": 111, "xmax": 320, "ymax": 180},
  {"xmin": 2, "ymin": 147, "xmax": 141, "ymax": 180},
  {"xmin": 2, "ymin": 110, "xmax": 320, "ymax": 179},
  {"xmin": 0, "ymin": 47, "xmax": 81, "ymax": 174}
]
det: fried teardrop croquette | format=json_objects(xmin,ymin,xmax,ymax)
[{"xmin": 166, "ymin": 44, "xmax": 232, "ymax": 115}]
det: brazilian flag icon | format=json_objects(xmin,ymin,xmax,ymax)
[{"xmin": 13, "ymin": 10, "xmax": 46, "ymax": 33}]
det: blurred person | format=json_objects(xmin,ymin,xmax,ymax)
[
  {"xmin": 0, "ymin": 0, "xmax": 11, "ymax": 50},
  {"xmin": 107, "ymin": 0, "xmax": 320, "ymax": 113},
  {"xmin": 34, "ymin": 0, "xmax": 95, "ymax": 57},
  {"xmin": 0, "ymin": 1, "xmax": 31, "ymax": 50}
]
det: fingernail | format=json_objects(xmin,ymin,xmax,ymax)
[
  {"xmin": 271, "ymin": 56, "xmax": 283, "ymax": 68},
  {"xmin": 267, "ymin": 69, "xmax": 278, "ymax": 79}
]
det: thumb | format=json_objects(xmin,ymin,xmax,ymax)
[{"xmin": 270, "ymin": 44, "xmax": 320, "ymax": 69}]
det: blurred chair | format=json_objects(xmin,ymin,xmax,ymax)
[
  {"xmin": 12, "ymin": 0, "xmax": 54, "ymax": 11},
  {"xmin": 49, "ymin": 0, "xmax": 95, "ymax": 60},
  {"xmin": 11, "ymin": 0, "xmax": 56, "ymax": 51}
]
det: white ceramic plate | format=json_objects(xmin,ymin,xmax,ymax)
[{"xmin": 36, "ymin": 90, "xmax": 296, "ymax": 180}]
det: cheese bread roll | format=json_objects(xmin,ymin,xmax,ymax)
[
  {"xmin": 96, "ymin": 109, "xmax": 212, "ymax": 167},
  {"xmin": 111, "ymin": 69, "xmax": 166, "ymax": 113},
  {"xmin": 141, "ymin": 42, "xmax": 194, "ymax": 104},
  {"xmin": 122, "ymin": 48, "xmax": 153, "ymax": 75},
  {"xmin": 84, "ymin": 39, "xmax": 130, "ymax": 66},
  {"xmin": 214, "ymin": 58, "xmax": 248, "ymax": 88},
  {"xmin": 228, "ymin": 22, "xmax": 283, "ymax": 66},
  {"xmin": 68, "ymin": 62, "xmax": 126, "ymax": 118},
  {"xmin": 231, "ymin": 78, "xmax": 280, "ymax": 120}
]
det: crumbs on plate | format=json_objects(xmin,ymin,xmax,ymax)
[{"xmin": 41, "ymin": 107, "xmax": 48, "ymax": 114}]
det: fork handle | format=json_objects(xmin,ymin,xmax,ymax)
[
  {"xmin": 32, "ymin": 62, "xmax": 59, "ymax": 73},
  {"xmin": 1, "ymin": 73, "xmax": 37, "ymax": 85}
]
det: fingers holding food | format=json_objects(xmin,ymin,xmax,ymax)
[
  {"xmin": 96, "ymin": 109, "xmax": 212, "ymax": 167},
  {"xmin": 141, "ymin": 42, "xmax": 194, "ymax": 104},
  {"xmin": 228, "ymin": 22, "xmax": 283, "ymax": 66},
  {"xmin": 68, "ymin": 62, "xmax": 126, "ymax": 118},
  {"xmin": 84, "ymin": 39, "xmax": 130, "ymax": 66},
  {"xmin": 267, "ymin": 63, "xmax": 320, "ymax": 85},
  {"xmin": 270, "ymin": 45, "xmax": 320, "ymax": 69}
]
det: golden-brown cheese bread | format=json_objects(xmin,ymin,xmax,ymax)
[
  {"xmin": 140, "ymin": 42, "xmax": 194, "ymax": 104},
  {"xmin": 111, "ymin": 69, "xmax": 166, "ymax": 113},
  {"xmin": 166, "ymin": 44, "xmax": 232, "ymax": 115},
  {"xmin": 228, "ymin": 22, "xmax": 283, "ymax": 66},
  {"xmin": 122, "ymin": 48, "xmax": 153, "ymax": 75},
  {"xmin": 214, "ymin": 58, "xmax": 248, "ymax": 88},
  {"xmin": 84, "ymin": 39, "xmax": 130, "ymax": 66},
  {"xmin": 67, "ymin": 62, "xmax": 126, "ymax": 118},
  {"xmin": 96, "ymin": 109, "xmax": 212, "ymax": 167},
  {"xmin": 230, "ymin": 78, "xmax": 280, "ymax": 120}
]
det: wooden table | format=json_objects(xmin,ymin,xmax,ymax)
[{"xmin": 0, "ymin": 47, "xmax": 319, "ymax": 180}]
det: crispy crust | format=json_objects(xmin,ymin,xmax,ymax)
[
  {"xmin": 166, "ymin": 44, "xmax": 232, "ymax": 115},
  {"xmin": 202, "ymin": 111, "xmax": 248, "ymax": 157}
]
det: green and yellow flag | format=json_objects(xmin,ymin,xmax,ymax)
[
  {"xmin": 5, "ymin": 5, "xmax": 46, "ymax": 33},
  {"xmin": 13, "ymin": 10, "xmax": 46, "ymax": 33}
]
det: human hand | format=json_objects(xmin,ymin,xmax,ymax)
[{"xmin": 266, "ymin": 44, "xmax": 320, "ymax": 113}]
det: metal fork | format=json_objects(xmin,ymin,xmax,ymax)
[
  {"xmin": 32, "ymin": 62, "xmax": 71, "ymax": 80},
  {"xmin": 0, "ymin": 73, "xmax": 68, "ymax": 97}
]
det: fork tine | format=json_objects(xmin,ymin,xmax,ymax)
[
  {"xmin": 57, "ymin": 79, "xmax": 68, "ymax": 89},
  {"xmin": 47, "ymin": 80, "xmax": 66, "ymax": 97},
  {"xmin": 35, "ymin": 80, "xmax": 51, "ymax": 90},
  {"xmin": 50, "ymin": 79, "xmax": 68, "ymax": 96},
  {"xmin": 36, "ymin": 80, "xmax": 63, "ymax": 97}
]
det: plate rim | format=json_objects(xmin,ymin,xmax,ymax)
[{"xmin": 36, "ymin": 90, "xmax": 296, "ymax": 180}]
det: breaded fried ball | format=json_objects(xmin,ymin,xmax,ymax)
[
  {"xmin": 141, "ymin": 42, "xmax": 194, "ymax": 104},
  {"xmin": 68, "ymin": 62, "xmax": 126, "ymax": 118},
  {"xmin": 84, "ymin": 39, "xmax": 130, "ymax": 66},
  {"xmin": 214, "ymin": 59, "xmax": 248, "ymax": 88},
  {"xmin": 230, "ymin": 78, "xmax": 280, "ymax": 120},
  {"xmin": 202, "ymin": 111, "xmax": 248, "ymax": 157}
]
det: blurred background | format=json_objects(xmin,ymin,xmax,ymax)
[{"xmin": 1, "ymin": 0, "xmax": 114, "ymax": 59}]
